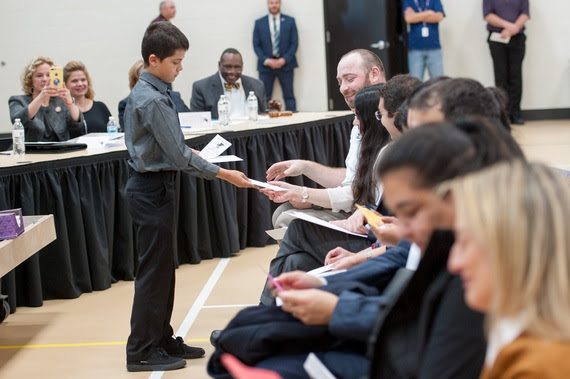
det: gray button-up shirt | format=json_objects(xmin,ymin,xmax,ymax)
[{"xmin": 125, "ymin": 71, "xmax": 220, "ymax": 179}]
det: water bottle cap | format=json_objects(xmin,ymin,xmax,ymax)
[
  {"xmin": 15, "ymin": 118, "xmax": 20, "ymax": 122},
  {"xmin": 249, "ymin": 91, "xmax": 254, "ymax": 95},
  {"xmin": 108, "ymin": 116, "xmax": 114, "ymax": 121}
]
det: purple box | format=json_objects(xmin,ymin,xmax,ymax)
[{"xmin": 0, "ymin": 209, "xmax": 25, "ymax": 240}]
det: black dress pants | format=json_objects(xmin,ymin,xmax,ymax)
[
  {"xmin": 125, "ymin": 171, "xmax": 177, "ymax": 362},
  {"xmin": 488, "ymin": 32, "xmax": 526, "ymax": 119}
]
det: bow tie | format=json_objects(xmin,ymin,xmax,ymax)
[{"xmin": 224, "ymin": 82, "xmax": 240, "ymax": 90}]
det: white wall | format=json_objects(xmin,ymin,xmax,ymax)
[
  {"xmin": 1, "ymin": 0, "xmax": 569, "ymax": 133},
  {"xmin": 0, "ymin": 0, "xmax": 328, "ymax": 133}
]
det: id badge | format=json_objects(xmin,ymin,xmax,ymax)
[{"xmin": 421, "ymin": 26, "xmax": 429, "ymax": 38}]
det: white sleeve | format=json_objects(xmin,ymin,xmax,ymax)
[{"xmin": 326, "ymin": 186, "xmax": 354, "ymax": 213}]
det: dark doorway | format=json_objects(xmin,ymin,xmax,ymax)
[{"xmin": 323, "ymin": 0, "xmax": 408, "ymax": 110}]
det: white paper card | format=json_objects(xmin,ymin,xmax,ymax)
[
  {"xmin": 489, "ymin": 32, "xmax": 510, "ymax": 44},
  {"xmin": 288, "ymin": 211, "xmax": 368, "ymax": 238},
  {"xmin": 178, "ymin": 111, "xmax": 211, "ymax": 127},
  {"xmin": 307, "ymin": 264, "xmax": 347, "ymax": 278},
  {"xmin": 265, "ymin": 227, "xmax": 288, "ymax": 241},
  {"xmin": 200, "ymin": 134, "xmax": 231, "ymax": 160},
  {"xmin": 206, "ymin": 155, "xmax": 243, "ymax": 163},
  {"xmin": 303, "ymin": 352, "xmax": 337, "ymax": 379},
  {"xmin": 421, "ymin": 26, "xmax": 429, "ymax": 37},
  {"xmin": 249, "ymin": 179, "xmax": 288, "ymax": 192}
]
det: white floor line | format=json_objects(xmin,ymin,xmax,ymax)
[
  {"xmin": 149, "ymin": 257, "xmax": 231, "ymax": 379},
  {"xmin": 202, "ymin": 304, "xmax": 256, "ymax": 309}
]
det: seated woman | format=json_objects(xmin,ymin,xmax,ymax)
[
  {"xmin": 118, "ymin": 59, "xmax": 190, "ymax": 130},
  {"xmin": 64, "ymin": 60, "xmax": 111, "ymax": 137},
  {"xmin": 9, "ymin": 56, "xmax": 85, "ymax": 142},
  {"xmin": 259, "ymin": 84, "xmax": 391, "ymax": 304},
  {"xmin": 448, "ymin": 160, "xmax": 570, "ymax": 378}
]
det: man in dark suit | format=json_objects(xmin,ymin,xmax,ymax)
[
  {"xmin": 253, "ymin": 0, "xmax": 298, "ymax": 111},
  {"xmin": 190, "ymin": 48, "xmax": 266, "ymax": 119}
]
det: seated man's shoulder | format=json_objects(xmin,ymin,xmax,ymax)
[{"xmin": 192, "ymin": 73, "xmax": 218, "ymax": 89}]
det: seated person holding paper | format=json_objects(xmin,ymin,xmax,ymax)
[
  {"xmin": 264, "ymin": 49, "xmax": 387, "ymax": 229},
  {"xmin": 119, "ymin": 59, "xmax": 189, "ymax": 130},
  {"xmin": 259, "ymin": 75, "xmax": 420, "ymax": 304},
  {"xmin": 259, "ymin": 84, "xmax": 391, "ymax": 304},
  {"xmin": 190, "ymin": 48, "xmax": 266, "ymax": 119},
  {"xmin": 9, "ymin": 56, "xmax": 85, "ymax": 142}
]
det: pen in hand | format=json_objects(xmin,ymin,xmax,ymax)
[{"xmin": 267, "ymin": 273, "xmax": 285, "ymax": 291}]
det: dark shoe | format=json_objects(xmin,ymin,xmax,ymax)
[
  {"xmin": 126, "ymin": 348, "xmax": 186, "ymax": 372},
  {"xmin": 210, "ymin": 329, "xmax": 223, "ymax": 348},
  {"xmin": 163, "ymin": 336, "xmax": 205, "ymax": 359},
  {"xmin": 510, "ymin": 116, "xmax": 525, "ymax": 125}
]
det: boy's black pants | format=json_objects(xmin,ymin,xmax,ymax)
[{"xmin": 125, "ymin": 170, "xmax": 177, "ymax": 362}]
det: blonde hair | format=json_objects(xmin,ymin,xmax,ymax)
[
  {"xmin": 21, "ymin": 56, "xmax": 54, "ymax": 96},
  {"xmin": 128, "ymin": 60, "xmax": 144, "ymax": 90},
  {"xmin": 452, "ymin": 160, "xmax": 570, "ymax": 340},
  {"xmin": 63, "ymin": 60, "xmax": 95, "ymax": 99}
]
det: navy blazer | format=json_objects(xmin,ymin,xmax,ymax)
[
  {"xmin": 190, "ymin": 73, "xmax": 266, "ymax": 119},
  {"xmin": 253, "ymin": 14, "xmax": 299, "ymax": 72}
]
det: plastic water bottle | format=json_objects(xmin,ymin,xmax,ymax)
[
  {"xmin": 107, "ymin": 116, "xmax": 118, "ymax": 134},
  {"xmin": 12, "ymin": 118, "xmax": 25, "ymax": 156},
  {"xmin": 218, "ymin": 95, "xmax": 230, "ymax": 127},
  {"xmin": 247, "ymin": 91, "xmax": 258, "ymax": 122}
]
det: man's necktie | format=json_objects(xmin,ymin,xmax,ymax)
[
  {"xmin": 224, "ymin": 82, "xmax": 240, "ymax": 91},
  {"xmin": 273, "ymin": 16, "xmax": 280, "ymax": 58}
]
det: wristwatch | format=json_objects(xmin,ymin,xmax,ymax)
[{"xmin": 301, "ymin": 186, "xmax": 309, "ymax": 203}]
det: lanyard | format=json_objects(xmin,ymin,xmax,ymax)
[{"xmin": 414, "ymin": 0, "xmax": 430, "ymax": 11}]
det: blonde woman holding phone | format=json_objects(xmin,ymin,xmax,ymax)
[
  {"xmin": 448, "ymin": 160, "xmax": 570, "ymax": 378},
  {"xmin": 9, "ymin": 56, "xmax": 85, "ymax": 142}
]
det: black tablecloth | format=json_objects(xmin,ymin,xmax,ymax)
[{"xmin": 0, "ymin": 114, "xmax": 353, "ymax": 311}]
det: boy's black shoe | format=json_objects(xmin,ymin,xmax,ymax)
[
  {"xmin": 126, "ymin": 348, "xmax": 186, "ymax": 372},
  {"xmin": 163, "ymin": 336, "xmax": 205, "ymax": 359}
]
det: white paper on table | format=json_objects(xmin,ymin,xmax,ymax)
[
  {"xmin": 489, "ymin": 32, "xmax": 510, "ymax": 44},
  {"xmin": 288, "ymin": 211, "xmax": 368, "ymax": 238},
  {"xmin": 249, "ymin": 179, "xmax": 287, "ymax": 192},
  {"xmin": 77, "ymin": 134, "xmax": 124, "ymax": 150},
  {"xmin": 206, "ymin": 155, "xmax": 243, "ymax": 163},
  {"xmin": 178, "ymin": 111, "xmax": 211, "ymax": 127},
  {"xmin": 200, "ymin": 134, "xmax": 231, "ymax": 160}
]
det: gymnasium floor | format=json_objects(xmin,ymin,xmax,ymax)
[{"xmin": 0, "ymin": 120, "xmax": 568, "ymax": 379}]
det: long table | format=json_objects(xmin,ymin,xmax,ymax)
[{"xmin": 0, "ymin": 112, "xmax": 353, "ymax": 311}]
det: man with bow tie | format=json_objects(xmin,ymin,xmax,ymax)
[
  {"xmin": 253, "ymin": 0, "xmax": 298, "ymax": 111},
  {"xmin": 190, "ymin": 48, "xmax": 266, "ymax": 119}
]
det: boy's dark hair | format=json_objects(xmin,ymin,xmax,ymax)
[
  {"xmin": 220, "ymin": 48, "xmax": 242, "ymax": 61},
  {"xmin": 379, "ymin": 74, "xmax": 422, "ymax": 117},
  {"xmin": 141, "ymin": 22, "xmax": 189, "ymax": 66},
  {"xmin": 377, "ymin": 117, "xmax": 524, "ymax": 189}
]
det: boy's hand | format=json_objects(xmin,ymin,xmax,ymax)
[{"xmin": 217, "ymin": 168, "xmax": 257, "ymax": 188}]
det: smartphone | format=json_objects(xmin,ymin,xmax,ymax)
[
  {"xmin": 355, "ymin": 204, "xmax": 384, "ymax": 227},
  {"xmin": 49, "ymin": 67, "xmax": 64, "ymax": 88}
]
